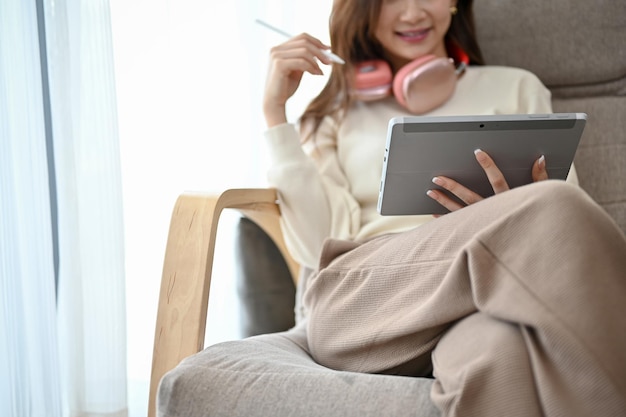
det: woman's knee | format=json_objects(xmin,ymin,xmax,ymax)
[
  {"xmin": 528, "ymin": 180, "xmax": 589, "ymax": 207},
  {"xmin": 522, "ymin": 180, "xmax": 607, "ymax": 225},
  {"xmin": 432, "ymin": 313, "xmax": 528, "ymax": 375}
]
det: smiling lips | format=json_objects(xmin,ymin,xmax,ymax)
[{"xmin": 397, "ymin": 28, "xmax": 430, "ymax": 42}]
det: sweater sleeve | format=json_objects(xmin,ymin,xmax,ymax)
[{"xmin": 265, "ymin": 119, "xmax": 360, "ymax": 268}]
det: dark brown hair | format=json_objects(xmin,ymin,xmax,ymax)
[{"xmin": 300, "ymin": 0, "xmax": 484, "ymax": 137}]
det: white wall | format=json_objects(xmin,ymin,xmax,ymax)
[{"xmin": 108, "ymin": 0, "xmax": 332, "ymax": 415}]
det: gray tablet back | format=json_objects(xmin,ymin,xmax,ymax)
[{"xmin": 377, "ymin": 113, "xmax": 587, "ymax": 215}]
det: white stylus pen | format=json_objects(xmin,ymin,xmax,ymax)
[{"xmin": 255, "ymin": 19, "xmax": 346, "ymax": 65}]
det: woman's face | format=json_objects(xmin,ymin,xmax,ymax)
[{"xmin": 374, "ymin": 0, "xmax": 456, "ymax": 71}]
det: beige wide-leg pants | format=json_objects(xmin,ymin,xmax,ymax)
[{"xmin": 304, "ymin": 181, "xmax": 626, "ymax": 416}]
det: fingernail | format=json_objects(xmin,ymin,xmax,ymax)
[
  {"xmin": 432, "ymin": 177, "xmax": 444, "ymax": 186},
  {"xmin": 426, "ymin": 189, "xmax": 436, "ymax": 198},
  {"xmin": 474, "ymin": 148, "xmax": 487, "ymax": 162},
  {"xmin": 538, "ymin": 154, "xmax": 546, "ymax": 168}
]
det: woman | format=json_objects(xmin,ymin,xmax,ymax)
[{"xmin": 262, "ymin": 0, "xmax": 626, "ymax": 415}]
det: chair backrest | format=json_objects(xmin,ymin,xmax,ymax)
[{"xmin": 474, "ymin": 0, "xmax": 626, "ymax": 233}]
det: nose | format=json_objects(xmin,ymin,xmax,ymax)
[{"xmin": 399, "ymin": 0, "xmax": 427, "ymax": 22}]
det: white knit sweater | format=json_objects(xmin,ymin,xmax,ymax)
[{"xmin": 265, "ymin": 65, "xmax": 578, "ymax": 268}]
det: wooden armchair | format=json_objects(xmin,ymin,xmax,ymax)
[{"xmin": 147, "ymin": 188, "xmax": 299, "ymax": 417}]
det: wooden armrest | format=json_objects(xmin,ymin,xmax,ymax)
[{"xmin": 148, "ymin": 188, "xmax": 299, "ymax": 417}]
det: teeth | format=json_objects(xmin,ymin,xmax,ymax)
[{"xmin": 400, "ymin": 29, "xmax": 426, "ymax": 37}]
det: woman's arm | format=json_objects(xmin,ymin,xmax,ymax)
[{"xmin": 266, "ymin": 119, "xmax": 360, "ymax": 268}]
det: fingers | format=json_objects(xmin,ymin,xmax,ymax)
[
  {"xmin": 473, "ymin": 149, "xmax": 509, "ymax": 194},
  {"xmin": 532, "ymin": 155, "xmax": 549, "ymax": 182},
  {"xmin": 269, "ymin": 33, "xmax": 333, "ymax": 72},
  {"xmin": 426, "ymin": 149, "xmax": 510, "ymax": 214},
  {"xmin": 427, "ymin": 150, "xmax": 550, "ymax": 215},
  {"xmin": 266, "ymin": 34, "xmax": 333, "ymax": 96},
  {"xmin": 268, "ymin": 46, "xmax": 323, "ymax": 77},
  {"xmin": 263, "ymin": 34, "xmax": 330, "ymax": 126},
  {"xmin": 426, "ymin": 187, "xmax": 467, "ymax": 213},
  {"xmin": 429, "ymin": 176, "xmax": 484, "ymax": 208}
]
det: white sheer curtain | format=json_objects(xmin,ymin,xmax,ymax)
[
  {"xmin": 46, "ymin": 0, "xmax": 127, "ymax": 415},
  {"xmin": 109, "ymin": 0, "xmax": 332, "ymax": 415},
  {"xmin": 0, "ymin": 1, "xmax": 62, "ymax": 415},
  {"xmin": 0, "ymin": 0, "xmax": 127, "ymax": 416}
]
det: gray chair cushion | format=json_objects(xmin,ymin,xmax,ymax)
[
  {"xmin": 235, "ymin": 217, "xmax": 296, "ymax": 337},
  {"xmin": 553, "ymin": 97, "xmax": 626, "ymax": 232},
  {"xmin": 474, "ymin": 0, "xmax": 626, "ymax": 97},
  {"xmin": 158, "ymin": 324, "xmax": 440, "ymax": 417}
]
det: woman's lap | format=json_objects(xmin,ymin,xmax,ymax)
[{"xmin": 304, "ymin": 180, "xmax": 626, "ymax": 415}]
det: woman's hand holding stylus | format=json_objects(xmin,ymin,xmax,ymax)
[
  {"xmin": 427, "ymin": 149, "xmax": 549, "ymax": 213},
  {"xmin": 263, "ymin": 34, "xmax": 334, "ymax": 127}
]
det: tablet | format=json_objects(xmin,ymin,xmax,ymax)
[{"xmin": 377, "ymin": 113, "xmax": 587, "ymax": 215}]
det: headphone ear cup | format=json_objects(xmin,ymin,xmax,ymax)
[
  {"xmin": 353, "ymin": 60, "xmax": 393, "ymax": 101},
  {"xmin": 392, "ymin": 55, "xmax": 458, "ymax": 114}
]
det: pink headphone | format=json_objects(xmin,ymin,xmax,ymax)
[{"xmin": 352, "ymin": 43, "xmax": 469, "ymax": 114}]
